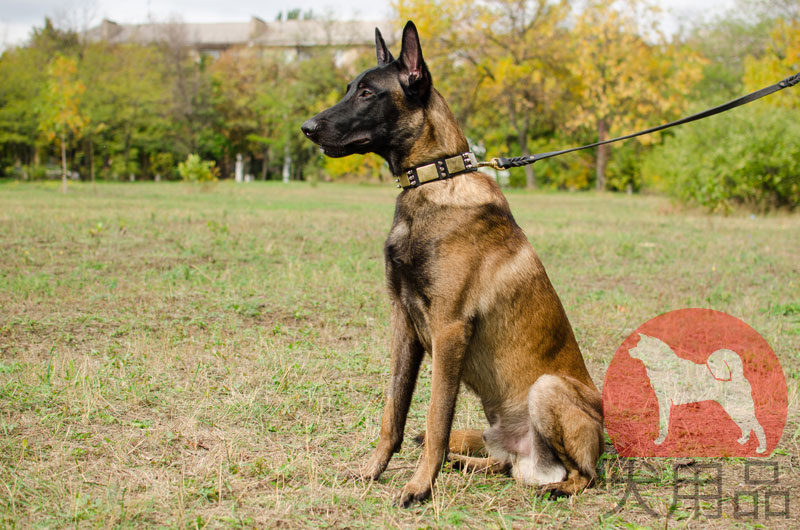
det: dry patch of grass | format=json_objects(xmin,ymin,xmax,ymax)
[{"xmin": 0, "ymin": 180, "xmax": 798, "ymax": 528}]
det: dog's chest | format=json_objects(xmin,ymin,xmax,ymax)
[{"xmin": 384, "ymin": 219, "xmax": 436, "ymax": 343}]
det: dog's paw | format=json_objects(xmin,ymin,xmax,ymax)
[
  {"xmin": 347, "ymin": 457, "xmax": 386, "ymax": 482},
  {"xmin": 345, "ymin": 468, "xmax": 373, "ymax": 482},
  {"xmin": 395, "ymin": 482, "xmax": 431, "ymax": 507},
  {"xmin": 534, "ymin": 483, "xmax": 569, "ymax": 500}
]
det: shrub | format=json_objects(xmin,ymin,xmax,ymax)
[
  {"xmin": 178, "ymin": 154, "xmax": 219, "ymax": 182},
  {"xmin": 150, "ymin": 152, "xmax": 176, "ymax": 180},
  {"xmin": 642, "ymin": 104, "xmax": 800, "ymax": 212},
  {"xmin": 323, "ymin": 153, "xmax": 384, "ymax": 180}
]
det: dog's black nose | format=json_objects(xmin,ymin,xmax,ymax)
[{"xmin": 301, "ymin": 119, "xmax": 318, "ymax": 138}]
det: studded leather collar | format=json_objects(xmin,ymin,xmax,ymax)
[{"xmin": 396, "ymin": 152, "xmax": 479, "ymax": 189}]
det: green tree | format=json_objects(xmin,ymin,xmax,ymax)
[
  {"xmin": 568, "ymin": 0, "xmax": 704, "ymax": 191},
  {"xmin": 0, "ymin": 47, "xmax": 43, "ymax": 177},
  {"xmin": 208, "ymin": 48, "xmax": 265, "ymax": 179},
  {"xmin": 0, "ymin": 18, "xmax": 79, "ymax": 177},
  {"xmin": 743, "ymin": 9, "xmax": 800, "ymax": 109},
  {"xmin": 246, "ymin": 48, "xmax": 350, "ymax": 181},
  {"xmin": 80, "ymin": 42, "xmax": 170, "ymax": 181},
  {"xmin": 682, "ymin": 6, "xmax": 775, "ymax": 101},
  {"xmin": 396, "ymin": 0, "xmax": 575, "ymax": 188},
  {"xmin": 37, "ymin": 54, "xmax": 86, "ymax": 193},
  {"xmin": 642, "ymin": 103, "xmax": 800, "ymax": 211},
  {"xmin": 156, "ymin": 21, "xmax": 219, "ymax": 172}
]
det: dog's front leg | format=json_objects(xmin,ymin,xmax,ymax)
[
  {"xmin": 398, "ymin": 320, "xmax": 469, "ymax": 507},
  {"xmin": 356, "ymin": 303, "xmax": 424, "ymax": 481}
]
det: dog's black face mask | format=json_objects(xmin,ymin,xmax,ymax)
[{"xmin": 301, "ymin": 22, "xmax": 432, "ymax": 160}]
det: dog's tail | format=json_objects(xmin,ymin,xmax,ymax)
[{"xmin": 705, "ymin": 348, "xmax": 744, "ymax": 382}]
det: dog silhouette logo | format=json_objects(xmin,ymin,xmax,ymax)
[{"xmin": 603, "ymin": 309, "xmax": 787, "ymax": 457}]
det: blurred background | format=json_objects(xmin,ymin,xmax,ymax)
[{"xmin": 0, "ymin": 0, "xmax": 798, "ymax": 211}]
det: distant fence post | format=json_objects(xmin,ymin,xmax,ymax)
[
  {"xmin": 235, "ymin": 153, "xmax": 243, "ymax": 183},
  {"xmin": 282, "ymin": 144, "xmax": 291, "ymax": 183}
]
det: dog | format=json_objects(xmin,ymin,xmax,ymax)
[
  {"xmin": 628, "ymin": 333, "xmax": 766, "ymax": 452},
  {"xmin": 301, "ymin": 21, "xmax": 604, "ymax": 506}
]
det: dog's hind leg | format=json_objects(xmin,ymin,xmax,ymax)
[
  {"xmin": 448, "ymin": 429, "xmax": 487, "ymax": 456},
  {"xmin": 525, "ymin": 375, "xmax": 604, "ymax": 495},
  {"xmin": 449, "ymin": 454, "xmax": 511, "ymax": 475},
  {"xmin": 414, "ymin": 429, "xmax": 488, "ymax": 456}
]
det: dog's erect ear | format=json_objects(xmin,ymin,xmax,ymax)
[
  {"xmin": 375, "ymin": 28, "xmax": 394, "ymax": 66},
  {"xmin": 398, "ymin": 21, "xmax": 431, "ymax": 99}
]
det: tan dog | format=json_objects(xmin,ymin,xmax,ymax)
[{"xmin": 302, "ymin": 21, "xmax": 603, "ymax": 506}]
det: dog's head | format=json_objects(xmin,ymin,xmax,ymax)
[
  {"xmin": 301, "ymin": 21, "xmax": 432, "ymax": 159},
  {"xmin": 628, "ymin": 334, "xmax": 673, "ymax": 363}
]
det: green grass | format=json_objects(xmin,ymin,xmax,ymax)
[{"xmin": 0, "ymin": 180, "xmax": 798, "ymax": 528}]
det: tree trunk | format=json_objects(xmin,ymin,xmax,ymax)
[
  {"xmin": 88, "ymin": 135, "xmax": 95, "ymax": 185},
  {"xmin": 596, "ymin": 118, "xmax": 608, "ymax": 192},
  {"xmin": 509, "ymin": 104, "xmax": 535, "ymax": 189},
  {"xmin": 123, "ymin": 127, "xmax": 132, "ymax": 182},
  {"xmin": 519, "ymin": 132, "xmax": 535, "ymax": 189},
  {"xmin": 522, "ymin": 114, "xmax": 535, "ymax": 189},
  {"xmin": 60, "ymin": 132, "xmax": 67, "ymax": 194},
  {"xmin": 282, "ymin": 143, "xmax": 291, "ymax": 184},
  {"xmin": 523, "ymin": 158, "xmax": 535, "ymax": 189},
  {"xmin": 261, "ymin": 146, "xmax": 269, "ymax": 180}
]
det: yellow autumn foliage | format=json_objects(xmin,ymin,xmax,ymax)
[
  {"xmin": 324, "ymin": 153, "xmax": 385, "ymax": 180},
  {"xmin": 744, "ymin": 16, "xmax": 800, "ymax": 109}
]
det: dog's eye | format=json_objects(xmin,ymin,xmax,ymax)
[{"xmin": 359, "ymin": 88, "xmax": 373, "ymax": 98}]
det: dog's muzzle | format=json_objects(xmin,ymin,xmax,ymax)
[{"xmin": 301, "ymin": 118, "xmax": 319, "ymax": 141}]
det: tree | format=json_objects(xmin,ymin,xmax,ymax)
[
  {"xmin": 0, "ymin": 18, "xmax": 79, "ymax": 178},
  {"xmin": 743, "ymin": 9, "xmax": 800, "ymax": 109},
  {"xmin": 568, "ymin": 0, "xmax": 704, "ymax": 190},
  {"xmin": 642, "ymin": 103, "xmax": 800, "ymax": 211},
  {"xmin": 640, "ymin": 0, "xmax": 800, "ymax": 212},
  {"xmin": 244, "ymin": 47, "xmax": 352, "ymax": 181},
  {"xmin": 80, "ymin": 42, "xmax": 170, "ymax": 181},
  {"xmin": 37, "ymin": 54, "xmax": 86, "ymax": 193},
  {"xmin": 396, "ymin": 0, "xmax": 575, "ymax": 188},
  {"xmin": 682, "ymin": 11, "xmax": 773, "ymax": 100},
  {"xmin": 156, "ymin": 19, "xmax": 219, "ymax": 171},
  {"xmin": 208, "ymin": 48, "xmax": 266, "ymax": 179},
  {"xmin": 0, "ymin": 47, "xmax": 43, "ymax": 176},
  {"xmin": 475, "ymin": 0, "xmax": 575, "ymax": 189}
]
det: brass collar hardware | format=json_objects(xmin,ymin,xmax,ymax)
[{"xmin": 395, "ymin": 152, "xmax": 479, "ymax": 189}]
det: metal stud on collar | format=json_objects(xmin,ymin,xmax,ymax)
[{"xmin": 397, "ymin": 152, "xmax": 479, "ymax": 190}]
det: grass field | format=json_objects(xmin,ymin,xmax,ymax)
[{"xmin": 1, "ymin": 180, "xmax": 798, "ymax": 529}]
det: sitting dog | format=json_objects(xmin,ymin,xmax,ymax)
[
  {"xmin": 302, "ymin": 21, "xmax": 604, "ymax": 506},
  {"xmin": 627, "ymin": 333, "xmax": 766, "ymax": 453}
]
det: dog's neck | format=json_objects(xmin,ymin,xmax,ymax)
[{"xmin": 386, "ymin": 89, "xmax": 469, "ymax": 176}]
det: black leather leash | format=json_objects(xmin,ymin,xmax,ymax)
[{"xmin": 482, "ymin": 72, "xmax": 800, "ymax": 171}]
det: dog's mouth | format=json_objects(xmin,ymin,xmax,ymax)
[
  {"xmin": 318, "ymin": 137, "xmax": 371, "ymax": 158},
  {"xmin": 318, "ymin": 144, "xmax": 349, "ymax": 158}
]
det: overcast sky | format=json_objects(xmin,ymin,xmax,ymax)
[{"xmin": 1, "ymin": 0, "xmax": 737, "ymax": 49}]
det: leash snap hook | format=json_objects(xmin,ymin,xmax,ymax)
[{"xmin": 478, "ymin": 158, "xmax": 505, "ymax": 171}]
